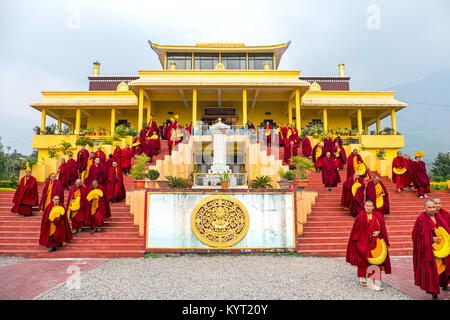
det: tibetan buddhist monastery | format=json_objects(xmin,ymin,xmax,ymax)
[{"xmin": 29, "ymin": 41, "xmax": 407, "ymax": 182}]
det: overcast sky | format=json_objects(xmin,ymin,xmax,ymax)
[{"xmin": 1, "ymin": 0, "xmax": 449, "ymax": 153}]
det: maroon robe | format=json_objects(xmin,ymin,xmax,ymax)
[
  {"xmin": 149, "ymin": 120, "xmax": 159, "ymax": 136},
  {"xmin": 106, "ymin": 166, "xmax": 126, "ymax": 201},
  {"xmin": 39, "ymin": 179, "xmax": 65, "ymax": 212},
  {"xmin": 341, "ymin": 176, "xmax": 365, "ymax": 216},
  {"xmin": 366, "ymin": 180, "xmax": 390, "ymax": 215},
  {"xmin": 410, "ymin": 160, "xmax": 430, "ymax": 189},
  {"xmin": 139, "ymin": 126, "xmax": 149, "ymax": 144},
  {"xmin": 132, "ymin": 137, "xmax": 142, "ymax": 156},
  {"xmin": 85, "ymin": 185, "xmax": 111, "ymax": 228},
  {"xmin": 311, "ymin": 145, "xmax": 324, "ymax": 169},
  {"xmin": 94, "ymin": 150, "xmax": 106, "ymax": 165},
  {"xmin": 105, "ymin": 158, "xmax": 114, "ymax": 179},
  {"xmin": 148, "ymin": 137, "xmax": 161, "ymax": 156},
  {"xmin": 346, "ymin": 210, "xmax": 391, "ymax": 274},
  {"xmin": 292, "ymin": 128, "xmax": 301, "ymax": 147},
  {"xmin": 347, "ymin": 153, "xmax": 370, "ymax": 180},
  {"xmin": 392, "ymin": 156, "xmax": 409, "ymax": 189},
  {"xmin": 263, "ymin": 124, "xmax": 272, "ymax": 146},
  {"xmin": 301, "ymin": 136, "xmax": 312, "ymax": 157},
  {"xmin": 39, "ymin": 203, "xmax": 73, "ymax": 248},
  {"xmin": 283, "ymin": 143, "xmax": 298, "ymax": 169},
  {"xmin": 332, "ymin": 145, "xmax": 347, "ymax": 169},
  {"xmin": 84, "ymin": 163, "xmax": 105, "ymax": 187},
  {"xmin": 333, "ymin": 137, "xmax": 343, "ymax": 146},
  {"xmin": 57, "ymin": 162, "xmax": 69, "ymax": 188},
  {"xmin": 322, "ymin": 157, "xmax": 341, "ymax": 187},
  {"xmin": 76, "ymin": 149, "xmax": 89, "ymax": 172},
  {"xmin": 412, "ymin": 212, "xmax": 450, "ymax": 295},
  {"xmin": 66, "ymin": 184, "xmax": 89, "ymax": 229},
  {"xmin": 113, "ymin": 147, "xmax": 122, "ymax": 164},
  {"xmin": 120, "ymin": 147, "xmax": 133, "ymax": 173},
  {"xmin": 438, "ymin": 208, "xmax": 450, "ymax": 226},
  {"xmin": 323, "ymin": 138, "xmax": 334, "ymax": 155},
  {"xmin": 11, "ymin": 175, "xmax": 39, "ymax": 216},
  {"xmin": 406, "ymin": 159, "xmax": 415, "ymax": 186},
  {"xmin": 66, "ymin": 159, "xmax": 79, "ymax": 186}
]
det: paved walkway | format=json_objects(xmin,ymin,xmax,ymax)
[{"xmin": 0, "ymin": 258, "xmax": 106, "ymax": 300}]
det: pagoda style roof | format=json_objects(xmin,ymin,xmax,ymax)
[{"xmin": 149, "ymin": 41, "xmax": 291, "ymax": 69}]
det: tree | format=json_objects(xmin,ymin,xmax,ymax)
[{"xmin": 430, "ymin": 152, "xmax": 450, "ymax": 180}]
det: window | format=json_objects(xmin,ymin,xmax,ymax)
[
  {"xmin": 166, "ymin": 53, "xmax": 192, "ymax": 70},
  {"xmin": 248, "ymin": 53, "xmax": 274, "ymax": 70},
  {"xmin": 194, "ymin": 53, "xmax": 219, "ymax": 70},
  {"xmin": 221, "ymin": 53, "xmax": 246, "ymax": 70}
]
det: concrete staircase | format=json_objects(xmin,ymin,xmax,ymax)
[
  {"xmin": 0, "ymin": 180, "xmax": 145, "ymax": 258},
  {"xmin": 297, "ymin": 168, "xmax": 450, "ymax": 257}
]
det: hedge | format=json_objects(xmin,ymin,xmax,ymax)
[
  {"xmin": 430, "ymin": 182, "xmax": 448, "ymax": 191},
  {"xmin": 0, "ymin": 180, "xmax": 19, "ymax": 189}
]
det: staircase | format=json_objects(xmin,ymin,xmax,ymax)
[
  {"xmin": 297, "ymin": 168, "xmax": 450, "ymax": 257},
  {"xmin": 0, "ymin": 183, "xmax": 145, "ymax": 258}
]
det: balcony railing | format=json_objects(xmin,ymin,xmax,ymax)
[{"xmin": 193, "ymin": 173, "xmax": 247, "ymax": 187}]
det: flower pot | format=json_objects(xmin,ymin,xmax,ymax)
[
  {"xmin": 156, "ymin": 180, "xmax": 169, "ymax": 189},
  {"xmin": 134, "ymin": 180, "xmax": 146, "ymax": 189},
  {"xmin": 221, "ymin": 181, "xmax": 229, "ymax": 189},
  {"xmin": 278, "ymin": 180, "xmax": 291, "ymax": 189},
  {"xmin": 146, "ymin": 180, "xmax": 157, "ymax": 188},
  {"xmin": 292, "ymin": 179, "xmax": 309, "ymax": 190}
]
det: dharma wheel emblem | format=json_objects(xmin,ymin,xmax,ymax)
[{"xmin": 191, "ymin": 195, "xmax": 249, "ymax": 248}]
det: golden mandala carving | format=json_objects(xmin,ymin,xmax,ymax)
[{"xmin": 191, "ymin": 195, "xmax": 249, "ymax": 248}]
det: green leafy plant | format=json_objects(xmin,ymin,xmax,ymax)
[
  {"xmin": 45, "ymin": 124, "xmax": 57, "ymax": 135},
  {"xmin": 251, "ymin": 175, "xmax": 273, "ymax": 189},
  {"xmin": 127, "ymin": 128, "xmax": 138, "ymax": 137},
  {"xmin": 103, "ymin": 134, "xmax": 122, "ymax": 145},
  {"xmin": 166, "ymin": 176, "xmax": 188, "ymax": 188},
  {"xmin": 75, "ymin": 136, "xmax": 94, "ymax": 147},
  {"xmin": 291, "ymin": 156, "xmax": 314, "ymax": 180},
  {"xmin": 61, "ymin": 125, "xmax": 71, "ymax": 135},
  {"xmin": 376, "ymin": 148, "xmax": 386, "ymax": 160},
  {"xmin": 97, "ymin": 126, "xmax": 107, "ymax": 134},
  {"xmin": 59, "ymin": 140, "xmax": 73, "ymax": 155},
  {"xmin": 115, "ymin": 125, "xmax": 129, "ymax": 138},
  {"xmin": 82, "ymin": 127, "xmax": 95, "ymax": 134},
  {"xmin": 217, "ymin": 171, "xmax": 230, "ymax": 183},
  {"xmin": 145, "ymin": 169, "xmax": 160, "ymax": 181},
  {"xmin": 130, "ymin": 154, "xmax": 150, "ymax": 180},
  {"xmin": 47, "ymin": 145, "xmax": 59, "ymax": 159}
]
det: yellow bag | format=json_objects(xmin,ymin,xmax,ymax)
[
  {"xmin": 393, "ymin": 167, "xmax": 407, "ymax": 175},
  {"xmin": 87, "ymin": 189, "xmax": 103, "ymax": 201},
  {"xmin": 433, "ymin": 227, "xmax": 450, "ymax": 259},
  {"xmin": 368, "ymin": 238, "xmax": 388, "ymax": 265},
  {"xmin": 69, "ymin": 196, "xmax": 81, "ymax": 211},
  {"xmin": 352, "ymin": 181, "xmax": 362, "ymax": 197}
]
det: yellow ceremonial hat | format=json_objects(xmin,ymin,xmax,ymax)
[
  {"xmin": 98, "ymin": 143, "xmax": 102, "ymax": 149},
  {"xmin": 170, "ymin": 117, "xmax": 174, "ymax": 121},
  {"xmin": 174, "ymin": 114, "xmax": 179, "ymax": 119},
  {"xmin": 25, "ymin": 162, "xmax": 31, "ymax": 171},
  {"xmin": 414, "ymin": 150, "xmax": 425, "ymax": 158}
]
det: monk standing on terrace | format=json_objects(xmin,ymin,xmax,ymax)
[
  {"xmin": 341, "ymin": 172, "xmax": 366, "ymax": 217},
  {"xmin": 332, "ymin": 141, "xmax": 346, "ymax": 170},
  {"xmin": 432, "ymin": 197, "xmax": 450, "ymax": 227},
  {"xmin": 322, "ymin": 152, "xmax": 341, "ymax": 191},
  {"xmin": 66, "ymin": 178, "xmax": 88, "ymax": 234},
  {"xmin": 11, "ymin": 163, "xmax": 38, "ymax": 216},
  {"xmin": 347, "ymin": 149, "xmax": 370, "ymax": 180},
  {"xmin": 86, "ymin": 180, "xmax": 111, "ymax": 234},
  {"xmin": 392, "ymin": 151, "xmax": 409, "ymax": 193},
  {"xmin": 76, "ymin": 145, "xmax": 89, "ymax": 174},
  {"xmin": 66, "ymin": 154, "xmax": 79, "ymax": 187},
  {"xmin": 366, "ymin": 176, "xmax": 390, "ymax": 215},
  {"xmin": 312, "ymin": 142, "xmax": 324, "ymax": 172},
  {"xmin": 301, "ymin": 135, "xmax": 312, "ymax": 158},
  {"xmin": 410, "ymin": 151, "xmax": 431, "ymax": 199},
  {"xmin": 39, "ymin": 173, "xmax": 65, "ymax": 214},
  {"xmin": 120, "ymin": 144, "xmax": 133, "ymax": 174},
  {"xmin": 412, "ymin": 200, "xmax": 450, "ymax": 299}
]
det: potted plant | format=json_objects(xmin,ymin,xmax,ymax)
[
  {"xmin": 291, "ymin": 156, "xmax": 315, "ymax": 190},
  {"xmin": 130, "ymin": 154, "xmax": 150, "ymax": 189},
  {"xmin": 278, "ymin": 168, "xmax": 295, "ymax": 189},
  {"xmin": 83, "ymin": 127, "xmax": 95, "ymax": 136},
  {"xmin": 166, "ymin": 176, "xmax": 188, "ymax": 189},
  {"xmin": 97, "ymin": 127, "xmax": 107, "ymax": 136},
  {"xmin": 145, "ymin": 169, "xmax": 160, "ymax": 188},
  {"xmin": 218, "ymin": 171, "xmax": 230, "ymax": 189},
  {"xmin": 75, "ymin": 136, "xmax": 94, "ymax": 147},
  {"xmin": 250, "ymin": 176, "xmax": 273, "ymax": 189}
]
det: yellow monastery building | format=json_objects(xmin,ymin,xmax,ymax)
[{"xmin": 29, "ymin": 41, "xmax": 407, "ymax": 182}]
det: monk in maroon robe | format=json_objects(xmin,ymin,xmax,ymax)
[
  {"xmin": 162, "ymin": 123, "xmax": 169, "ymax": 140},
  {"xmin": 139, "ymin": 124, "xmax": 149, "ymax": 144},
  {"xmin": 263, "ymin": 122, "xmax": 272, "ymax": 147},
  {"xmin": 106, "ymin": 161, "xmax": 126, "ymax": 203},
  {"xmin": 405, "ymin": 154, "xmax": 414, "ymax": 191},
  {"xmin": 39, "ymin": 195, "xmax": 72, "ymax": 252},
  {"xmin": 86, "ymin": 181, "xmax": 111, "ymax": 233},
  {"xmin": 39, "ymin": 173, "xmax": 65, "ymax": 214},
  {"xmin": 392, "ymin": 151, "xmax": 410, "ymax": 192},
  {"xmin": 346, "ymin": 200, "xmax": 391, "ymax": 290},
  {"xmin": 322, "ymin": 152, "xmax": 341, "ymax": 190},
  {"xmin": 333, "ymin": 136, "xmax": 343, "ymax": 146},
  {"xmin": 85, "ymin": 158, "xmax": 105, "ymax": 187},
  {"xmin": 332, "ymin": 142, "xmax": 346, "ymax": 170},
  {"xmin": 292, "ymin": 127, "xmax": 301, "ymax": 147},
  {"xmin": 66, "ymin": 179, "xmax": 88, "ymax": 233},
  {"xmin": 11, "ymin": 168, "xmax": 38, "ymax": 216},
  {"xmin": 347, "ymin": 149, "xmax": 370, "ymax": 180},
  {"xmin": 66, "ymin": 154, "xmax": 79, "ymax": 187},
  {"xmin": 94, "ymin": 148, "xmax": 106, "ymax": 165},
  {"xmin": 312, "ymin": 142, "xmax": 324, "ymax": 172},
  {"xmin": 113, "ymin": 145, "xmax": 122, "ymax": 164},
  {"xmin": 366, "ymin": 176, "xmax": 390, "ymax": 215},
  {"xmin": 283, "ymin": 140, "xmax": 298, "ymax": 169},
  {"xmin": 410, "ymin": 155, "xmax": 431, "ymax": 199},
  {"xmin": 131, "ymin": 136, "xmax": 141, "ymax": 156},
  {"xmin": 76, "ymin": 145, "xmax": 89, "ymax": 173},
  {"xmin": 323, "ymin": 134, "xmax": 333, "ymax": 155},
  {"xmin": 105, "ymin": 154, "xmax": 114, "ymax": 179},
  {"xmin": 432, "ymin": 197, "xmax": 450, "ymax": 228},
  {"xmin": 412, "ymin": 200, "xmax": 450, "ymax": 299},
  {"xmin": 301, "ymin": 136, "xmax": 312, "ymax": 158},
  {"xmin": 148, "ymin": 131, "xmax": 161, "ymax": 157},
  {"xmin": 120, "ymin": 144, "xmax": 133, "ymax": 174},
  {"xmin": 341, "ymin": 172, "xmax": 366, "ymax": 216},
  {"xmin": 56, "ymin": 158, "xmax": 69, "ymax": 189}
]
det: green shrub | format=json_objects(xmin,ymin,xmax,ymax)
[
  {"xmin": 145, "ymin": 169, "xmax": 160, "ymax": 181},
  {"xmin": 130, "ymin": 154, "xmax": 150, "ymax": 180},
  {"xmin": 251, "ymin": 176, "xmax": 273, "ymax": 189},
  {"xmin": 166, "ymin": 176, "xmax": 188, "ymax": 188},
  {"xmin": 76, "ymin": 136, "xmax": 94, "ymax": 147}
]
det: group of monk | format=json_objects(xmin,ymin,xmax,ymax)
[
  {"xmin": 346, "ymin": 197, "xmax": 449, "ymax": 299},
  {"xmin": 392, "ymin": 150, "xmax": 431, "ymax": 199}
]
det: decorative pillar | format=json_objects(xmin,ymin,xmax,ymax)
[
  {"xmin": 111, "ymin": 107, "xmax": 116, "ymax": 135},
  {"xmin": 242, "ymin": 88, "xmax": 247, "ymax": 126},
  {"xmin": 323, "ymin": 108, "xmax": 328, "ymax": 133},
  {"xmin": 192, "ymin": 88, "xmax": 197, "ymax": 126},
  {"xmin": 376, "ymin": 117, "xmax": 381, "ymax": 134},
  {"xmin": 391, "ymin": 108, "xmax": 397, "ymax": 133},
  {"xmin": 288, "ymin": 100, "xmax": 292, "ymax": 125},
  {"xmin": 75, "ymin": 107, "xmax": 81, "ymax": 136},
  {"xmin": 40, "ymin": 107, "xmax": 46, "ymax": 134},
  {"xmin": 70, "ymin": 124, "xmax": 74, "ymax": 135},
  {"xmin": 357, "ymin": 108, "xmax": 362, "ymax": 136},
  {"xmin": 295, "ymin": 89, "xmax": 301, "ymax": 134},
  {"xmin": 57, "ymin": 115, "xmax": 62, "ymax": 134},
  {"xmin": 138, "ymin": 88, "xmax": 144, "ymax": 131},
  {"xmin": 146, "ymin": 96, "xmax": 151, "ymax": 124},
  {"xmin": 364, "ymin": 124, "xmax": 368, "ymax": 135}
]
